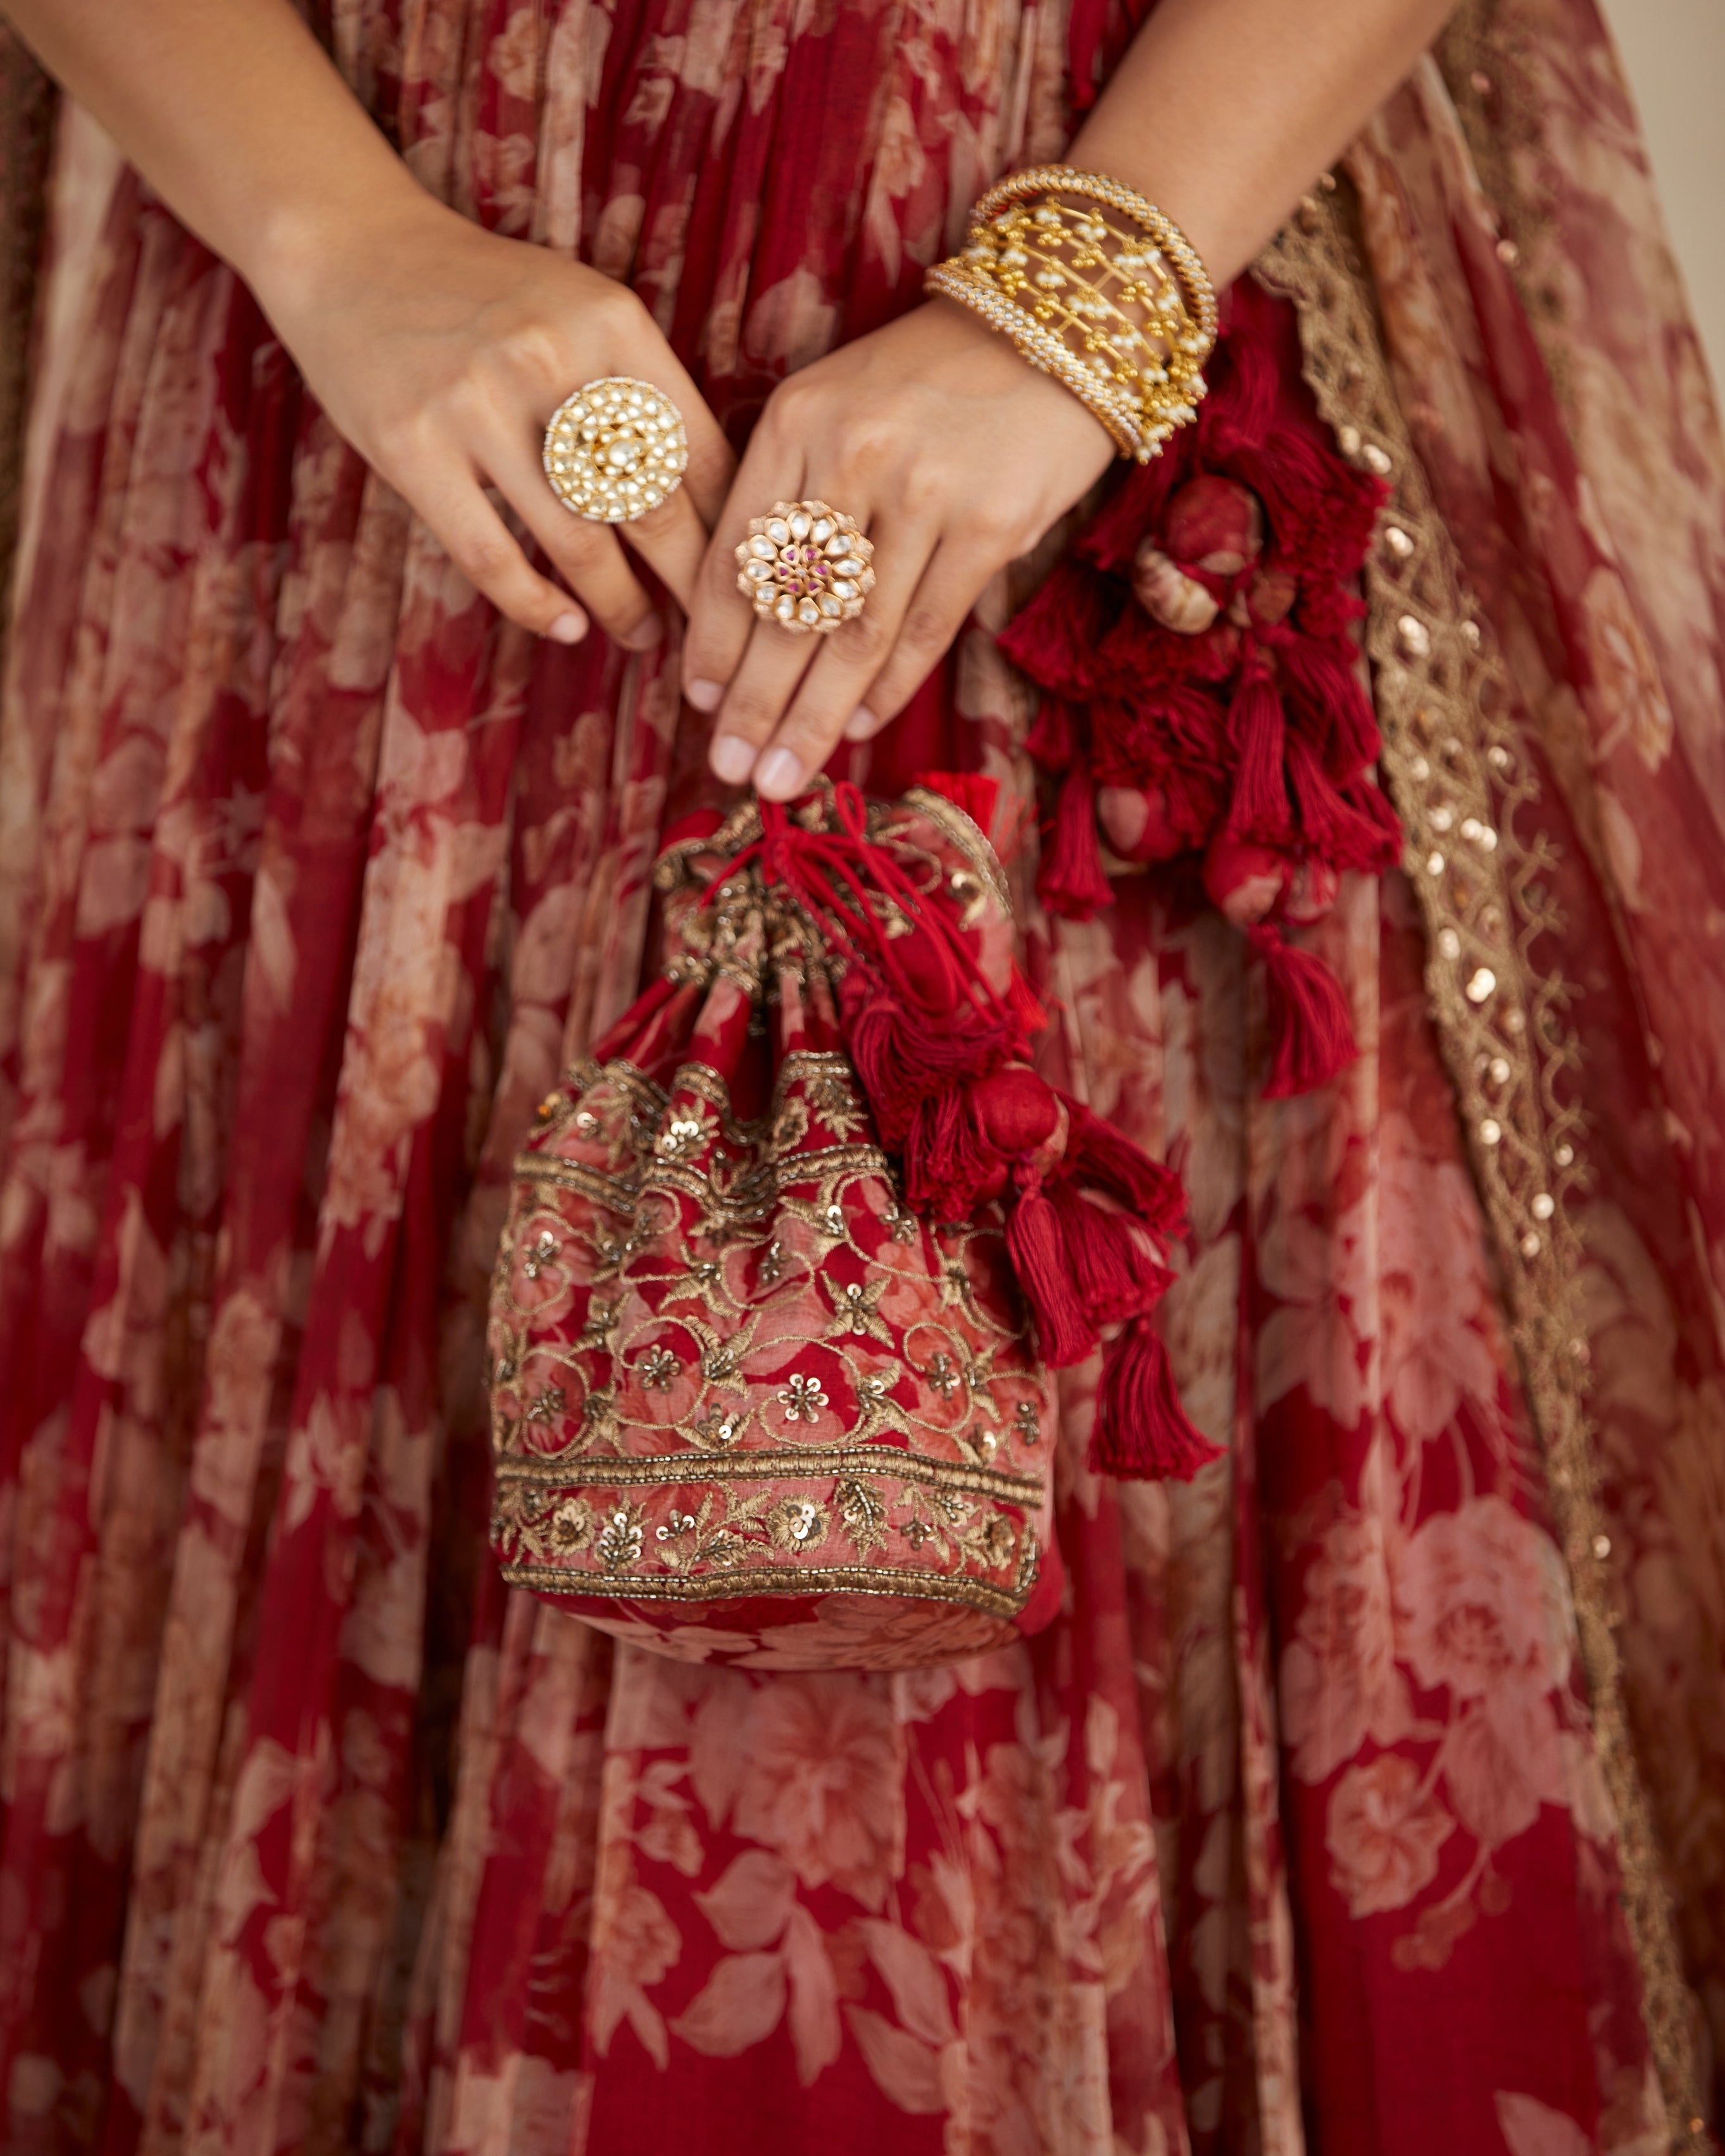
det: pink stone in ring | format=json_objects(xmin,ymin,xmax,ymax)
[{"xmin": 734, "ymin": 499, "xmax": 876, "ymax": 635}]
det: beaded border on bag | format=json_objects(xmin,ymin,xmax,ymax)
[{"xmin": 1253, "ymin": 187, "xmax": 1705, "ymax": 2150}]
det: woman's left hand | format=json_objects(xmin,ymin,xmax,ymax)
[{"xmin": 681, "ymin": 298, "xmax": 1117, "ymax": 800}]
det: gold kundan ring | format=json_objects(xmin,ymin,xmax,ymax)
[
  {"xmin": 543, "ymin": 377, "xmax": 688, "ymax": 522},
  {"xmin": 736, "ymin": 501, "xmax": 875, "ymax": 633}
]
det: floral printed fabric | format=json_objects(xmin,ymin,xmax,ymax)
[{"xmin": 0, "ymin": 1, "xmax": 1719, "ymax": 2153}]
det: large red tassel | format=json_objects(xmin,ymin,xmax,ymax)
[
  {"xmin": 1000, "ymin": 570, "xmax": 1117, "ymax": 699},
  {"xmin": 1286, "ymin": 734, "xmax": 1391, "ymax": 867},
  {"xmin": 902, "ymin": 1089, "xmax": 998, "ymax": 1222},
  {"xmin": 1049, "ymin": 1184, "xmax": 1164, "ymax": 1326},
  {"xmin": 1251, "ymin": 924, "xmax": 1357, "ymax": 1098},
  {"xmin": 1060, "ymin": 1098, "xmax": 1189, "ymax": 1239},
  {"xmin": 1091, "ymin": 1314, "xmax": 1222, "ymax": 1481},
  {"xmin": 1006, "ymin": 1181, "xmax": 1099, "ymax": 1368},
  {"xmin": 1038, "ymin": 759, "xmax": 1114, "ymax": 922},
  {"xmin": 1225, "ymin": 655, "xmax": 1291, "ymax": 839},
  {"xmin": 843, "ymin": 984, "xmax": 1020, "ymax": 1148},
  {"xmin": 1274, "ymin": 636, "xmax": 1379, "ymax": 776}
]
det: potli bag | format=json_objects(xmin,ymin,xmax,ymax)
[{"xmin": 487, "ymin": 779, "xmax": 1213, "ymax": 1670}]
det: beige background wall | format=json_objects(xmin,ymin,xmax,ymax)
[{"xmin": 1598, "ymin": 0, "xmax": 1725, "ymax": 394}]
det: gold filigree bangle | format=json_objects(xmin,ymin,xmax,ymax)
[
  {"xmin": 925, "ymin": 165, "xmax": 1216, "ymax": 464},
  {"xmin": 972, "ymin": 164, "xmax": 1218, "ymax": 352}
]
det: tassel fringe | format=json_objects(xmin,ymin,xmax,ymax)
[
  {"xmin": 1251, "ymin": 924, "xmax": 1357, "ymax": 1098},
  {"xmin": 996, "ymin": 279, "xmax": 1401, "ymax": 1105},
  {"xmin": 1091, "ymin": 1314, "xmax": 1222, "ymax": 1481}
]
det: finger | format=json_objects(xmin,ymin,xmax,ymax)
[
  {"xmin": 684, "ymin": 418, "xmax": 806, "ymax": 739},
  {"xmin": 520, "ymin": 350, "xmax": 736, "ymax": 611},
  {"xmin": 746, "ymin": 521, "xmax": 938, "ymax": 800},
  {"xmin": 615, "ymin": 481, "xmax": 717, "ymax": 617},
  {"xmin": 486, "ymin": 421, "xmax": 682, "ymax": 648},
  {"xmin": 410, "ymin": 450, "xmax": 589, "ymax": 643},
  {"xmin": 648, "ymin": 355, "xmax": 736, "ymax": 532},
  {"xmin": 841, "ymin": 539, "xmax": 996, "ymax": 741},
  {"xmin": 706, "ymin": 611, "xmax": 827, "ymax": 791}
]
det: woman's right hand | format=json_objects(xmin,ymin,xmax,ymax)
[{"xmin": 254, "ymin": 193, "xmax": 733, "ymax": 649}]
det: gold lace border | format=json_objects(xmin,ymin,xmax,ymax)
[
  {"xmin": 494, "ymin": 1446, "xmax": 1044, "ymax": 1503},
  {"xmin": 1254, "ymin": 184, "xmax": 1705, "ymax": 2148},
  {"xmin": 498, "ymin": 1557, "xmax": 1030, "ymax": 1617}
]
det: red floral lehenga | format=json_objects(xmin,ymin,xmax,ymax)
[{"xmin": 1, "ymin": 1, "xmax": 1724, "ymax": 2152}]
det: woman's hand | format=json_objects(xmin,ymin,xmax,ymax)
[
  {"xmin": 682, "ymin": 298, "xmax": 1115, "ymax": 798},
  {"xmin": 257, "ymin": 195, "xmax": 734, "ymax": 649}
]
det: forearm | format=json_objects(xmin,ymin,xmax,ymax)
[
  {"xmin": 0, "ymin": 0, "xmax": 423, "ymax": 311},
  {"xmin": 1070, "ymin": 0, "xmax": 1455, "ymax": 285}
]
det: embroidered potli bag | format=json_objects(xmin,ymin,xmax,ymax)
[{"xmin": 487, "ymin": 779, "xmax": 1212, "ymax": 1670}]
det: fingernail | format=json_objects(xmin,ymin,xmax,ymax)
[
  {"xmin": 710, "ymin": 735, "xmax": 756, "ymax": 785},
  {"xmin": 622, "ymin": 612, "xmax": 663, "ymax": 651},
  {"xmin": 549, "ymin": 611, "xmax": 587, "ymax": 644},
  {"xmin": 686, "ymin": 678, "xmax": 724, "ymax": 713},
  {"xmin": 755, "ymin": 747, "xmax": 803, "ymax": 800},
  {"xmin": 843, "ymin": 705, "xmax": 879, "ymax": 741}
]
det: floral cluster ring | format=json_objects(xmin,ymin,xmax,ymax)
[{"xmin": 736, "ymin": 501, "xmax": 875, "ymax": 634}]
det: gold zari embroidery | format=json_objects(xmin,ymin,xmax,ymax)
[{"xmin": 1254, "ymin": 191, "xmax": 1705, "ymax": 2151}]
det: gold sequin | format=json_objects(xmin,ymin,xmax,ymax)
[{"xmin": 1257, "ymin": 187, "xmax": 1705, "ymax": 2143}]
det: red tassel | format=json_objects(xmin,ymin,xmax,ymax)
[
  {"xmin": 1006, "ymin": 1181, "xmax": 1099, "ymax": 1367},
  {"xmin": 1091, "ymin": 1315, "xmax": 1222, "ymax": 1481},
  {"xmin": 1060, "ymin": 1098, "xmax": 1189, "ymax": 1239},
  {"xmin": 1250, "ymin": 924, "xmax": 1357, "ymax": 1098},
  {"xmin": 1285, "ymin": 734, "xmax": 1388, "ymax": 867},
  {"xmin": 843, "ymin": 983, "xmax": 1020, "ymax": 1148},
  {"xmin": 903, "ymin": 1089, "xmax": 1000, "ymax": 1221},
  {"xmin": 1038, "ymin": 760, "xmax": 1114, "ymax": 922},
  {"xmin": 999, "ymin": 572, "xmax": 1117, "ymax": 700},
  {"xmin": 1049, "ymin": 1184, "xmax": 1167, "ymax": 1326},
  {"xmin": 1007, "ymin": 966, "xmax": 1046, "ymax": 1035},
  {"xmin": 1026, "ymin": 694, "xmax": 1078, "ymax": 773},
  {"xmin": 1343, "ymin": 774, "xmax": 1405, "ymax": 860},
  {"xmin": 1204, "ymin": 329, "xmax": 1279, "ymax": 460},
  {"xmin": 1275, "ymin": 636, "xmax": 1380, "ymax": 778},
  {"xmin": 1225, "ymin": 656, "xmax": 1291, "ymax": 839}
]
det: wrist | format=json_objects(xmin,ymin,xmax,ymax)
[{"xmin": 242, "ymin": 160, "xmax": 437, "ymax": 329}]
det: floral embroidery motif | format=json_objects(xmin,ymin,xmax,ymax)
[
  {"xmin": 767, "ymin": 1498, "xmax": 829, "ymax": 1552},
  {"xmin": 638, "ymin": 1346, "xmax": 682, "ymax": 1391},
  {"xmin": 923, "ymin": 1353, "xmax": 962, "ymax": 1399},
  {"xmin": 656, "ymin": 1113, "xmax": 710, "ymax": 1162},
  {"xmin": 824, "ymin": 1277, "xmax": 889, "ymax": 1341},
  {"xmin": 777, "ymin": 1374, "xmax": 829, "ymax": 1424},
  {"xmin": 688, "ymin": 1407, "xmax": 743, "ymax": 1449},
  {"xmin": 596, "ymin": 1505, "xmax": 646, "ymax": 1570}
]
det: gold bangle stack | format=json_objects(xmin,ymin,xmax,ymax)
[{"xmin": 924, "ymin": 164, "xmax": 1217, "ymax": 463}]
